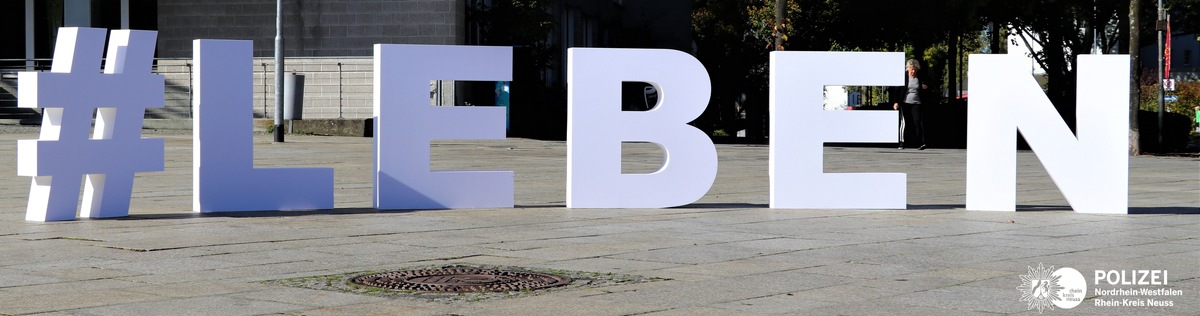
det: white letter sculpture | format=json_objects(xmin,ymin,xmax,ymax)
[
  {"xmin": 373, "ymin": 44, "xmax": 513, "ymax": 209},
  {"xmin": 18, "ymin": 28, "xmax": 164, "ymax": 221},
  {"xmin": 566, "ymin": 48, "xmax": 717, "ymax": 208},
  {"xmin": 966, "ymin": 54, "xmax": 1129, "ymax": 214},
  {"xmin": 769, "ymin": 52, "xmax": 906, "ymax": 209},
  {"xmin": 192, "ymin": 40, "xmax": 334, "ymax": 212}
]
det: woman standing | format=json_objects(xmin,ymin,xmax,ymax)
[{"xmin": 893, "ymin": 59, "xmax": 928, "ymax": 150}]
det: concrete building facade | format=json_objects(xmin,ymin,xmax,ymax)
[
  {"xmin": 153, "ymin": 0, "xmax": 468, "ymax": 120},
  {"xmin": 156, "ymin": 0, "xmax": 467, "ymax": 58},
  {"xmin": 1, "ymin": 0, "xmax": 692, "ymax": 131}
]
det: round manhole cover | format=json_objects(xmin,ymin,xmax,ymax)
[{"xmin": 349, "ymin": 267, "xmax": 572, "ymax": 293}]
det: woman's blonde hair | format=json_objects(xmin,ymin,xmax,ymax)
[{"xmin": 905, "ymin": 59, "xmax": 921, "ymax": 70}]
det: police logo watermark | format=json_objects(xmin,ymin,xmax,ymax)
[{"xmin": 1017, "ymin": 263, "xmax": 1087, "ymax": 313}]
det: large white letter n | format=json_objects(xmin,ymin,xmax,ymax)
[
  {"xmin": 566, "ymin": 48, "xmax": 717, "ymax": 208},
  {"xmin": 966, "ymin": 54, "xmax": 1129, "ymax": 214}
]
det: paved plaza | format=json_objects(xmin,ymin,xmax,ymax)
[{"xmin": 0, "ymin": 131, "xmax": 1196, "ymax": 315}]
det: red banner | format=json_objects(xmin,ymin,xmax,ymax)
[{"xmin": 1165, "ymin": 16, "xmax": 1172, "ymax": 79}]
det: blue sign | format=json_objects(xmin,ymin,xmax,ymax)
[{"xmin": 1165, "ymin": 95, "xmax": 1178, "ymax": 103}]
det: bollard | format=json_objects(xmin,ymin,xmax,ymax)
[{"xmin": 284, "ymin": 73, "xmax": 304, "ymax": 120}]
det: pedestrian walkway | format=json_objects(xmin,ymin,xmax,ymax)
[{"xmin": 0, "ymin": 133, "xmax": 1195, "ymax": 315}]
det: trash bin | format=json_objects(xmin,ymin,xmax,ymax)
[{"xmin": 284, "ymin": 73, "xmax": 304, "ymax": 120}]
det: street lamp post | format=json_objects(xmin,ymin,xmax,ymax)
[{"xmin": 274, "ymin": 0, "xmax": 285, "ymax": 142}]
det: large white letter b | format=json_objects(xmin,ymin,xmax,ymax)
[{"xmin": 566, "ymin": 48, "xmax": 717, "ymax": 208}]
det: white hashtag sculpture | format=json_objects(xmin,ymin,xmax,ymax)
[{"xmin": 17, "ymin": 28, "xmax": 165, "ymax": 221}]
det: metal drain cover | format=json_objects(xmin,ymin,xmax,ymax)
[{"xmin": 349, "ymin": 267, "xmax": 572, "ymax": 293}]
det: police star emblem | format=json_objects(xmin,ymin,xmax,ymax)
[{"xmin": 1017, "ymin": 263, "xmax": 1063, "ymax": 313}]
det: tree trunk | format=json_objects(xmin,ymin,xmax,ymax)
[
  {"xmin": 989, "ymin": 22, "xmax": 1001, "ymax": 54},
  {"xmin": 774, "ymin": 0, "xmax": 784, "ymax": 51},
  {"xmin": 1129, "ymin": 0, "xmax": 1141, "ymax": 155},
  {"xmin": 946, "ymin": 32, "xmax": 958, "ymax": 100}
]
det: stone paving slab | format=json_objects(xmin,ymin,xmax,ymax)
[{"xmin": 0, "ymin": 133, "xmax": 1195, "ymax": 315}]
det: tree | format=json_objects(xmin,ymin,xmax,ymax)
[
  {"xmin": 693, "ymin": 0, "xmax": 992, "ymax": 137},
  {"xmin": 693, "ymin": 0, "xmax": 770, "ymax": 137},
  {"xmin": 469, "ymin": 0, "xmax": 556, "ymax": 74},
  {"xmin": 469, "ymin": 0, "xmax": 557, "ymax": 138},
  {"xmin": 983, "ymin": 0, "xmax": 1127, "ymax": 132},
  {"xmin": 1128, "ymin": 0, "xmax": 1195, "ymax": 153}
]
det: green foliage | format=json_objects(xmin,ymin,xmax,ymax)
[
  {"xmin": 1140, "ymin": 81, "xmax": 1200, "ymax": 129},
  {"xmin": 744, "ymin": 0, "xmax": 810, "ymax": 50},
  {"xmin": 740, "ymin": 0, "xmax": 973, "ymax": 52},
  {"xmin": 843, "ymin": 86, "xmax": 890, "ymax": 106},
  {"xmin": 693, "ymin": 0, "xmax": 1163, "ymax": 135},
  {"xmin": 470, "ymin": 0, "xmax": 556, "ymax": 72},
  {"xmin": 990, "ymin": 0, "xmax": 1127, "ymax": 108},
  {"xmin": 1136, "ymin": 0, "xmax": 1200, "ymax": 48},
  {"xmin": 692, "ymin": 0, "xmax": 751, "ymax": 48},
  {"xmin": 470, "ymin": 0, "xmax": 553, "ymax": 45},
  {"xmin": 1169, "ymin": 0, "xmax": 1200, "ymax": 34},
  {"xmin": 693, "ymin": 0, "xmax": 991, "ymax": 133},
  {"xmin": 692, "ymin": 0, "xmax": 772, "ymax": 135}
]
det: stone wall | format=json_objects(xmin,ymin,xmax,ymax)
[
  {"xmin": 155, "ymin": 57, "xmax": 375, "ymax": 119},
  {"xmin": 153, "ymin": 57, "xmax": 457, "ymax": 120},
  {"xmin": 156, "ymin": 0, "xmax": 466, "ymax": 58},
  {"xmin": 152, "ymin": 0, "xmax": 469, "ymax": 118}
]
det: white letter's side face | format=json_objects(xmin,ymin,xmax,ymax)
[
  {"xmin": 966, "ymin": 54, "xmax": 1129, "ymax": 213},
  {"xmin": 373, "ymin": 44, "xmax": 514, "ymax": 210},
  {"xmin": 769, "ymin": 52, "xmax": 906, "ymax": 209},
  {"xmin": 192, "ymin": 40, "xmax": 334, "ymax": 212},
  {"xmin": 17, "ymin": 28, "xmax": 164, "ymax": 221},
  {"xmin": 566, "ymin": 48, "xmax": 717, "ymax": 208}
]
